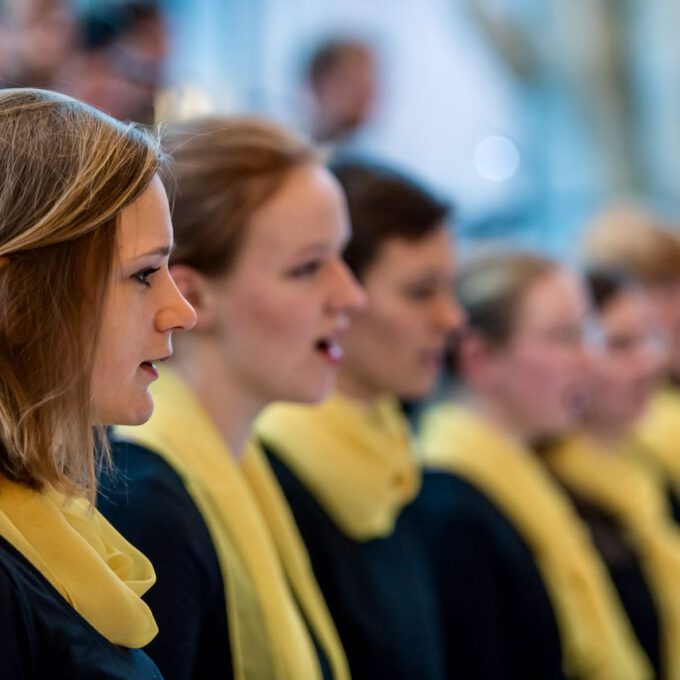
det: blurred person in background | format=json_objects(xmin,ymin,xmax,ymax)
[
  {"xmin": 255, "ymin": 161, "xmax": 461, "ymax": 680},
  {"xmin": 0, "ymin": 0, "xmax": 76, "ymax": 88},
  {"xmin": 584, "ymin": 208, "xmax": 680, "ymax": 517},
  {"xmin": 54, "ymin": 0, "xmax": 167, "ymax": 125},
  {"xmin": 99, "ymin": 116, "xmax": 363, "ymax": 680},
  {"xmin": 303, "ymin": 38, "xmax": 378, "ymax": 148},
  {"xmin": 418, "ymin": 253, "xmax": 651, "ymax": 679},
  {"xmin": 544, "ymin": 267, "xmax": 680, "ymax": 680}
]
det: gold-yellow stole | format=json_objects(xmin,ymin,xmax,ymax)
[
  {"xmin": 255, "ymin": 392, "xmax": 419, "ymax": 541},
  {"xmin": 0, "ymin": 479, "xmax": 157, "ymax": 647},
  {"xmin": 420, "ymin": 402, "xmax": 651, "ymax": 680},
  {"xmin": 548, "ymin": 434, "xmax": 680, "ymax": 679},
  {"xmin": 116, "ymin": 368, "xmax": 349, "ymax": 680}
]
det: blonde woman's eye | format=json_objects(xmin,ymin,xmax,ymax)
[{"xmin": 133, "ymin": 267, "xmax": 160, "ymax": 287}]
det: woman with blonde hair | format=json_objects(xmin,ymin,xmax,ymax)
[
  {"xmin": 418, "ymin": 253, "xmax": 652, "ymax": 679},
  {"xmin": 99, "ymin": 117, "xmax": 364, "ymax": 679},
  {"xmin": 0, "ymin": 88, "xmax": 196, "ymax": 677},
  {"xmin": 255, "ymin": 160, "xmax": 462, "ymax": 679}
]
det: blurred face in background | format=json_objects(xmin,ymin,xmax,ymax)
[
  {"xmin": 337, "ymin": 224, "xmax": 463, "ymax": 401},
  {"xmin": 467, "ymin": 269, "xmax": 591, "ymax": 440},
  {"xmin": 586, "ymin": 287, "xmax": 665, "ymax": 431},
  {"xmin": 645, "ymin": 280, "xmax": 680, "ymax": 382},
  {"xmin": 2, "ymin": 0, "xmax": 76, "ymax": 87},
  {"xmin": 311, "ymin": 44, "xmax": 378, "ymax": 142},
  {"xmin": 54, "ymin": 6, "xmax": 168, "ymax": 125}
]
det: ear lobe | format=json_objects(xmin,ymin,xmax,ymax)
[{"xmin": 170, "ymin": 264, "xmax": 217, "ymax": 332}]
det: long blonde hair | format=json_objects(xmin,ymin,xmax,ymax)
[{"xmin": 0, "ymin": 89, "xmax": 162, "ymax": 500}]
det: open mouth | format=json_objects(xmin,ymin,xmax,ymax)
[
  {"xmin": 139, "ymin": 361, "xmax": 159, "ymax": 378},
  {"xmin": 315, "ymin": 338, "xmax": 343, "ymax": 364}
]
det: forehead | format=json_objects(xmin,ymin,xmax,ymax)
[
  {"xmin": 601, "ymin": 288, "xmax": 654, "ymax": 327},
  {"xmin": 363, "ymin": 225, "xmax": 455, "ymax": 281},
  {"xmin": 238, "ymin": 164, "xmax": 348, "ymax": 263},
  {"xmin": 517, "ymin": 269, "xmax": 588, "ymax": 327},
  {"xmin": 116, "ymin": 176, "xmax": 172, "ymax": 257}
]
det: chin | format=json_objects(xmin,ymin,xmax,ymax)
[
  {"xmin": 398, "ymin": 376, "xmax": 435, "ymax": 402},
  {"xmin": 289, "ymin": 377, "xmax": 335, "ymax": 405},
  {"xmin": 111, "ymin": 396, "xmax": 155, "ymax": 427}
]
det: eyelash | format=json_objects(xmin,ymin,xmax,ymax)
[
  {"xmin": 406, "ymin": 287, "xmax": 436, "ymax": 301},
  {"xmin": 289, "ymin": 260, "xmax": 323, "ymax": 278},
  {"xmin": 133, "ymin": 267, "xmax": 161, "ymax": 287}
]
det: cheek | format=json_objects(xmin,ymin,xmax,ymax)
[
  {"xmin": 510, "ymin": 352, "xmax": 572, "ymax": 405},
  {"xmin": 346, "ymin": 304, "xmax": 416, "ymax": 365},
  {"xmin": 238, "ymin": 288, "xmax": 316, "ymax": 352}
]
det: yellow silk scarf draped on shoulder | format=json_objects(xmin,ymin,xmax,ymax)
[
  {"xmin": 0, "ymin": 478, "xmax": 157, "ymax": 648},
  {"xmin": 547, "ymin": 434, "xmax": 680, "ymax": 680},
  {"xmin": 115, "ymin": 368, "xmax": 349, "ymax": 680},
  {"xmin": 254, "ymin": 392, "xmax": 420, "ymax": 541},
  {"xmin": 636, "ymin": 386, "xmax": 680, "ymax": 497},
  {"xmin": 419, "ymin": 402, "xmax": 652, "ymax": 680}
]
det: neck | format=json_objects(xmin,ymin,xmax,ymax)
[
  {"xmin": 581, "ymin": 415, "xmax": 626, "ymax": 452},
  {"xmin": 170, "ymin": 337, "xmax": 265, "ymax": 459},
  {"xmin": 464, "ymin": 391, "xmax": 534, "ymax": 449},
  {"xmin": 335, "ymin": 366, "xmax": 384, "ymax": 407}
]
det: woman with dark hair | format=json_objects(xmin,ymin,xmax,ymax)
[
  {"xmin": 0, "ymin": 88, "xmax": 196, "ymax": 677},
  {"xmin": 418, "ymin": 253, "xmax": 651, "ymax": 679},
  {"xmin": 98, "ymin": 117, "xmax": 363, "ymax": 680},
  {"xmin": 544, "ymin": 267, "xmax": 680, "ymax": 679},
  {"xmin": 255, "ymin": 160, "xmax": 462, "ymax": 679},
  {"xmin": 585, "ymin": 210, "xmax": 680, "ymax": 509}
]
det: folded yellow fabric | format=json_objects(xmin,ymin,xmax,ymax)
[
  {"xmin": 255, "ymin": 391, "xmax": 419, "ymax": 541},
  {"xmin": 0, "ymin": 477, "xmax": 157, "ymax": 647},
  {"xmin": 548, "ymin": 434, "xmax": 680, "ymax": 679},
  {"xmin": 420, "ymin": 402, "xmax": 652, "ymax": 680},
  {"xmin": 115, "ymin": 367, "xmax": 349, "ymax": 680},
  {"xmin": 636, "ymin": 385, "xmax": 680, "ymax": 497}
]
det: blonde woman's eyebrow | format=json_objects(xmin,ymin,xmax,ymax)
[{"xmin": 133, "ymin": 244, "xmax": 173, "ymax": 260}]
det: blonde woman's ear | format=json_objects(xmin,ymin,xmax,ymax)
[
  {"xmin": 169, "ymin": 264, "xmax": 217, "ymax": 332},
  {"xmin": 0, "ymin": 255, "xmax": 10, "ymax": 269}
]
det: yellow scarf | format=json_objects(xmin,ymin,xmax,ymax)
[
  {"xmin": 0, "ymin": 477, "xmax": 157, "ymax": 648},
  {"xmin": 548, "ymin": 434, "xmax": 680, "ymax": 680},
  {"xmin": 636, "ymin": 386, "xmax": 680, "ymax": 498},
  {"xmin": 419, "ymin": 402, "xmax": 652, "ymax": 680},
  {"xmin": 254, "ymin": 392, "xmax": 420, "ymax": 541},
  {"xmin": 115, "ymin": 368, "xmax": 349, "ymax": 680}
]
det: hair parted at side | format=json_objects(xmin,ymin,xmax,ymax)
[
  {"xmin": 0, "ymin": 88, "xmax": 163, "ymax": 500},
  {"xmin": 329, "ymin": 160, "xmax": 451, "ymax": 279},
  {"xmin": 456, "ymin": 252, "xmax": 558, "ymax": 346},
  {"xmin": 162, "ymin": 116, "xmax": 316, "ymax": 277}
]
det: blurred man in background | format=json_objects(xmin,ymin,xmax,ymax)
[
  {"xmin": 0, "ymin": 0, "xmax": 76, "ymax": 89},
  {"xmin": 304, "ymin": 37, "xmax": 378, "ymax": 146},
  {"xmin": 54, "ymin": 0, "xmax": 168, "ymax": 125}
]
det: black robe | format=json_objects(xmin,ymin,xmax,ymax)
[
  {"xmin": 415, "ymin": 470, "xmax": 566, "ymax": 679},
  {"xmin": 264, "ymin": 445, "xmax": 447, "ymax": 680},
  {"xmin": 98, "ymin": 440, "xmax": 332, "ymax": 680},
  {"xmin": 562, "ymin": 491, "xmax": 662, "ymax": 678},
  {"xmin": 0, "ymin": 534, "xmax": 162, "ymax": 679}
]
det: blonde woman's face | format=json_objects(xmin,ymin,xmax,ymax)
[
  {"xmin": 205, "ymin": 164, "xmax": 366, "ymax": 405},
  {"xmin": 91, "ymin": 176, "xmax": 196, "ymax": 425},
  {"xmin": 490, "ymin": 270, "xmax": 592, "ymax": 438}
]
